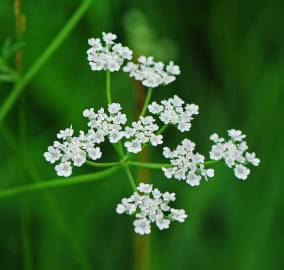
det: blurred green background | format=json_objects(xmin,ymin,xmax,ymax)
[{"xmin": 0, "ymin": 0, "xmax": 283, "ymax": 269}]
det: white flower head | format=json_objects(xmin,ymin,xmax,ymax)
[
  {"xmin": 83, "ymin": 103, "xmax": 127, "ymax": 144},
  {"xmin": 148, "ymin": 95, "xmax": 199, "ymax": 132},
  {"xmin": 44, "ymin": 128, "xmax": 103, "ymax": 176},
  {"xmin": 209, "ymin": 129, "xmax": 260, "ymax": 180},
  {"xmin": 162, "ymin": 139, "xmax": 214, "ymax": 186},
  {"xmin": 123, "ymin": 56, "xmax": 180, "ymax": 88},
  {"xmin": 116, "ymin": 183, "xmax": 187, "ymax": 235},
  {"xmin": 124, "ymin": 116, "xmax": 163, "ymax": 153},
  {"xmin": 87, "ymin": 32, "xmax": 133, "ymax": 72}
]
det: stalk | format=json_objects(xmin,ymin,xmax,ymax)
[
  {"xmin": 0, "ymin": 167, "xmax": 119, "ymax": 200},
  {"xmin": 0, "ymin": 0, "xmax": 93, "ymax": 125}
]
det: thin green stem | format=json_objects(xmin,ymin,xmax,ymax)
[
  {"xmin": 106, "ymin": 70, "xmax": 111, "ymax": 104},
  {"xmin": 157, "ymin": 124, "xmax": 169, "ymax": 135},
  {"xmin": 129, "ymin": 161, "xmax": 171, "ymax": 169},
  {"xmin": 140, "ymin": 87, "xmax": 153, "ymax": 117},
  {"xmin": 123, "ymin": 165, "xmax": 137, "ymax": 191},
  {"xmin": 0, "ymin": 0, "xmax": 93, "ymax": 125},
  {"xmin": 129, "ymin": 160, "xmax": 220, "ymax": 169},
  {"xmin": 204, "ymin": 160, "xmax": 220, "ymax": 166},
  {"xmin": 0, "ymin": 167, "xmax": 119, "ymax": 200},
  {"xmin": 86, "ymin": 160, "xmax": 121, "ymax": 167}
]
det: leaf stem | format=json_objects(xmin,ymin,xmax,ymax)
[{"xmin": 0, "ymin": 0, "xmax": 93, "ymax": 125}]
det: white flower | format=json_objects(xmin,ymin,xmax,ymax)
[
  {"xmin": 234, "ymin": 164, "xmax": 250, "ymax": 180},
  {"xmin": 123, "ymin": 56, "xmax": 180, "ymax": 88},
  {"xmin": 108, "ymin": 103, "xmax": 121, "ymax": 113},
  {"xmin": 228, "ymin": 129, "xmax": 246, "ymax": 141},
  {"xmin": 209, "ymin": 130, "xmax": 260, "ymax": 180},
  {"xmin": 137, "ymin": 183, "xmax": 153, "ymax": 193},
  {"xmin": 55, "ymin": 162, "xmax": 72, "ymax": 177},
  {"xmin": 124, "ymin": 116, "xmax": 162, "ymax": 153},
  {"xmin": 116, "ymin": 183, "xmax": 187, "ymax": 234},
  {"xmin": 134, "ymin": 219, "xmax": 151, "ymax": 235},
  {"xmin": 162, "ymin": 139, "xmax": 214, "ymax": 186},
  {"xmin": 148, "ymin": 101, "xmax": 163, "ymax": 114},
  {"xmin": 166, "ymin": 61, "xmax": 181, "ymax": 75},
  {"xmin": 44, "ymin": 146, "xmax": 61, "ymax": 163},
  {"xmin": 246, "ymin": 152, "xmax": 260, "ymax": 166},
  {"xmin": 116, "ymin": 204, "xmax": 126, "ymax": 214},
  {"xmin": 44, "ymin": 127, "xmax": 103, "ymax": 176},
  {"xmin": 57, "ymin": 126, "xmax": 74, "ymax": 139},
  {"xmin": 148, "ymin": 95, "xmax": 199, "ymax": 132},
  {"xmin": 102, "ymin": 32, "xmax": 117, "ymax": 44},
  {"xmin": 124, "ymin": 140, "xmax": 142, "ymax": 153},
  {"xmin": 87, "ymin": 32, "xmax": 132, "ymax": 72},
  {"xmin": 170, "ymin": 209, "xmax": 187, "ymax": 222},
  {"xmin": 83, "ymin": 103, "xmax": 127, "ymax": 144},
  {"xmin": 156, "ymin": 216, "xmax": 170, "ymax": 230}
]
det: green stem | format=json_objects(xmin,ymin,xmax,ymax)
[
  {"xmin": 129, "ymin": 161, "xmax": 171, "ymax": 169},
  {"xmin": 140, "ymin": 87, "xmax": 153, "ymax": 117},
  {"xmin": 129, "ymin": 160, "xmax": 219, "ymax": 169},
  {"xmin": 0, "ymin": 167, "xmax": 119, "ymax": 200},
  {"xmin": 157, "ymin": 124, "xmax": 169, "ymax": 135},
  {"xmin": 204, "ymin": 160, "xmax": 220, "ymax": 166},
  {"xmin": 106, "ymin": 70, "xmax": 111, "ymax": 104},
  {"xmin": 86, "ymin": 160, "xmax": 121, "ymax": 167},
  {"xmin": 0, "ymin": 0, "xmax": 93, "ymax": 125},
  {"xmin": 123, "ymin": 165, "xmax": 137, "ymax": 191}
]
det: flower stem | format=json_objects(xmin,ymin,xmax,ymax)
[
  {"xmin": 0, "ymin": 167, "xmax": 119, "ymax": 200},
  {"xmin": 106, "ymin": 70, "xmax": 111, "ymax": 104},
  {"xmin": 129, "ymin": 160, "xmax": 219, "ymax": 169},
  {"xmin": 129, "ymin": 161, "xmax": 171, "ymax": 169},
  {"xmin": 123, "ymin": 165, "xmax": 137, "ymax": 191},
  {"xmin": 86, "ymin": 160, "xmax": 121, "ymax": 167},
  {"xmin": 157, "ymin": 124, "xmax": 169, "ymax": 135},
  {"xmin": 0, "ymin": 0, "xmax": 93, "ymax": 125},
  {"xmin": 140, "ymin": 87, "xmax": 153, "ymax": 117},
  {"xmin": 204, "ymin": 160, "xmax": 219, "ymax": 166}
]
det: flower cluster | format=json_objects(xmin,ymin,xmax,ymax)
[
  {"xmin": 116, "ymin": 183, "xmax": 187, "ymax": 235},
  {"xmin": 148, "ymin": 95, "xmax": 199, "ymax": 132},
  {"xmin": 83, "ymin": 103, "xmax": 127, "ymax": 144},
  {"xmin": 87, "ymin": 32, "xmax": 133, "ymax": 72},
  {"xmin": 124, "ymin": 116, "xmax": 163, "ymax": 153},
  {"xmin": 123, "ymin": 56, "xmax": 180, "ymax": 88},
  {"xmin": 209, "ymin": 129, "xmax": 260, "ymax": 180},
  {"xmin": 162, "ymin": 139, "xmax": 214, "ymax": 186},
  {"xmin": 44, "ymin": 127, "xmax": 102, "ymax": 177}
]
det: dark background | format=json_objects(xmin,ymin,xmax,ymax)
[{"xmin": 0, "ymin": 0, "xmax": 283, "ymax": 269}]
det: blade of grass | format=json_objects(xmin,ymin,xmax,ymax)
[{"xmin": 0, "ymin": 0, "xmax": 93, "ymax": 125}]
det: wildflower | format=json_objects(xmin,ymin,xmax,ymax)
[
  {"xmin": 116, "ymin": 183, "xmax": 187, "ymax": 235},
  {"xmin": 162, "ymin": 139, "xmax": 214, "ymax": 186},
  {"xmin": 123, "ymin": 56, "xmax": 180, "ymax": 88},
  {"xmin": 148, "ymin": 95, "xmax": 199, "ymax": 132},
  {"xmin": 87, "ymin": 32, "xmax": 133, "ymax": 72},
  {"xmin": 44, "ymin": 127, "xmax": 102, "ymax": 176},
  {"xmin": 83, "ymin": 103, "xmax": 127, "ymax": 144},
  {"xmin": 124, "ymin": 116, "xmax": 163, "ymax": 153},
  {"xmin": 209, "ymin": 129, "xmax": 260, "ymax": 180}
]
